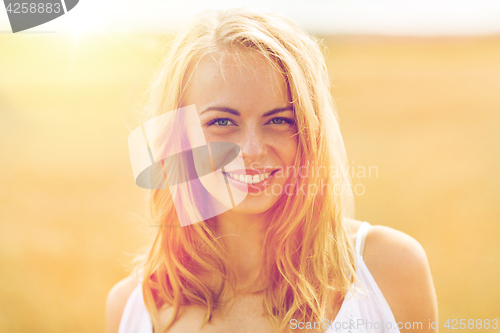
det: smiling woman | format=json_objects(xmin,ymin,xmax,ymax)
[{"xmin": 106, "ymin": 8, "xmax": 438, "ymax": 333}]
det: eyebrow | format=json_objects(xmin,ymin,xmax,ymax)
[{"xmin": 200, "ymin": 106, "xmax": 294, "ymax": 117}]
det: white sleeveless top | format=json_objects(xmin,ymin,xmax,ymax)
[{"xmin": 118, "ymin": 222, "xmax": 400, "ymax": 333}]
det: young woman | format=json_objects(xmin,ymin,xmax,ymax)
[{"xmin": 106, "ymin": 8, "xmax": 438, "ymax": 333}]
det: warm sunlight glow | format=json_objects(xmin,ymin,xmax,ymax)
[{"xmin": 62, "ymin": 5, "xmax": 101, "ymax": 38}]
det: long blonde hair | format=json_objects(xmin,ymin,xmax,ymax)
[{"xmin": 133, "ymin": 8, "xmax": 356, "ymax": 333}]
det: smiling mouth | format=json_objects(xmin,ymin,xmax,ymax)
[{"xmin": 223, "ymin": 170, "xmax": 278, "ymax": 185}]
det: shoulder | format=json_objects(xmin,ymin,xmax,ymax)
[
  {"xmin": 105, "ymin": 276, "xmax": 140, "ymax": 333},
  {"xmin": 363, "ymin": 224, "xmax": 438, "ymax": 329},
  {"xmin": 343, "ymin": 217, "xmax": 363, "ymax": 243}
]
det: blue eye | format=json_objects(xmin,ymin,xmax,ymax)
[
  {"xmin": 207, "ymin": 118, "xmax": 234, "ymax": 126},
  {"xmin": 269, "ymin": 117, "xmax": 294, "ymax": 125},
  {"xmin": 215, "ymin": 119, "xmax": 229, "ymax": 126}
]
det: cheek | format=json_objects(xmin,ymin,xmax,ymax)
[{"xmin": 273, "ymin": 133, "xmax": 298, "ymax": 166}]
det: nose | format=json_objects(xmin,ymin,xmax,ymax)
[{"xmin": 240, "ymin": 128, "xmax": 267, "ymax": 165}]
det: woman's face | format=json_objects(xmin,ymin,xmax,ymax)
[{"xmin": 183, "ymin": 50, "xmax": 298, "ymax": 215}]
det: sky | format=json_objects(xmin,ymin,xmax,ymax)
[{"xmin": 1, "ymin": 0, "xmax": 500, "ymax": 35}]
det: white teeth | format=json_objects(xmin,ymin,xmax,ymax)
[{"xmin": 226, "ymin": 172, "xmax": 273, "ymax": 184}]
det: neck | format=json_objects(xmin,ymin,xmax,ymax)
[{"xmin": 213, "ymin": 209, "xmax": 270, "ymax": 292}]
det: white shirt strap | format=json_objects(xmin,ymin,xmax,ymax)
[{"xmin": 355, "ymin": 221, "xmax": 371, "ymax": 258}]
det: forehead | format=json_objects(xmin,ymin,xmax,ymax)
[{"xmin": 184, "ymin": 50, "xmax": 292, "ymax": 113}]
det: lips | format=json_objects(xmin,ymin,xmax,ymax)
[
  {"xmin": 224, "ymin": 168, "xmax": 278, "ymax": 180},
  {"xmin": 224, "ymin": 168, "xmax": 279, "ymax": 176},
  {"xmin": 225, "ymin": 172, "xmax": 272, "ymax": 184},
  {"xmin": 222, "ymin": 168, "xmax": 279, "ymax": 192}
]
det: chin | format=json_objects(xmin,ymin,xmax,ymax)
[{"xmin": 230, "ymin": 195, "xmax": 281, "ymax": 215}]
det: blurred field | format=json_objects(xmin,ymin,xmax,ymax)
[{"xmin": 0, "ymin": 32, "xmax": 499, "ymax": 332}]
